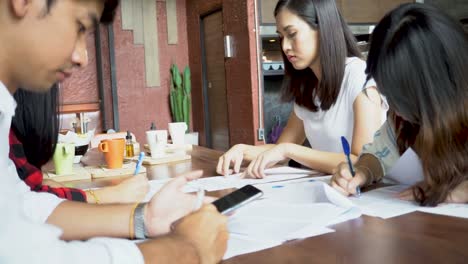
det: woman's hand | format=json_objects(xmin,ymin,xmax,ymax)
[
  {"xmin": 446, "ymin": 181, "xmax": 468, "ymax": 203},
  {"xmin": 216, "ymin": 144, "xmax": 248, "ymax": 176},
  {"xmin": 331, "ymin": 162, "xmax": 369, "ymax": 196},
  {"xmin": 243, "ymin": 144, "xmax": 288, "ymax": 179}
]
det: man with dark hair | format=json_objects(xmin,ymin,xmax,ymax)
[{"xmin": 0, "ymin": 1, "xmax": 228, "ymax": 263}]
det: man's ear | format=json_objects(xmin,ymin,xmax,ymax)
[{"xmin": 10, "ymin": 0, "xmax": 32, "ymax": 18}]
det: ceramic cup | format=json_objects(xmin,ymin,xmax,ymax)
[
  {"xmin": 146, "ymin": 130, "xmax": 168, "ymax": 158},
  {"xmin": 184, "ymin": 132, "xmax": 199, "ymax": 146},
  {"xmin": 98, "ymin": 138, "xmax": 125, "ymax": 169},
  {"xmin": 168, "ymin": 122, "xmax": 188, "ymax": 146},
  {"xmin": 53, "ymin": 143, "xmax": 75, "ymax": 175}
]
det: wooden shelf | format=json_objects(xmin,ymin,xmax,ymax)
[{"xmin": 60, "ymin": 103, "xmax": 100, "ymax": 114}]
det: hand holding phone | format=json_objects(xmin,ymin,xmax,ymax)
[{"xmin": 212, "ymin": 185, "xmax": 263, "ymax": 215}]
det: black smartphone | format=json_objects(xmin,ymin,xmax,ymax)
[{"xmin": 212, "ymin": 185, "xmax": 263, "ymax": 214}]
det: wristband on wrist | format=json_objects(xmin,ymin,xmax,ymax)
[
  {"xmin": 355, "ymin": 165, "xmax": 375, "ymax": 186},
  {"xmin": 129, "ymin": 202, "xmax": 139, "ymax": 240},
  {"xmin": 134, "ymin": 202, "xmax": 149, "ymax": 239}
]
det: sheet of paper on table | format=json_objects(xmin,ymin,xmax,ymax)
[
  {"xmin": 143, "ymin": 166, "xmax": 319, "ymax": 202},
  {"xmin": 223, "ymin": 180, "xmax": 361, "ymax": 260},
  {"xmin": 139, "ymin": 162, "xmax": 467, "ymax": 261},
  {"xmin": 347, "ymin": 149, "xmax": 468, "ymax": 219},
  {"xmin": 186, "ymin": 166, "xmax": 317, "ymax": 191},
  {"xmin": 349, "ymin": 185, "xmax": 468, "ymax": 219}
]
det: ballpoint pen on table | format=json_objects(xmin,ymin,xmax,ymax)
[
  {"xmin": 134, "ymin": 152, "xmax": 145, "ymax": 175},
  {"xmin": 340, "ymin": 136, "xmax": 361, "ymax": 196}
]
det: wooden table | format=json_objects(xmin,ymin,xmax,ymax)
[{"xmin": 68, "ymin": 146, "xmax": 468, "ymax": 264}]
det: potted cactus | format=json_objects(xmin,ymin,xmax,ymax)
[
  {"xmin": 169, "ymin": 64, "xmax": 191, "ymax": 130},
  {"xmin": 169, "ymin": 64, "xmax": 198, "ymax": 145}
]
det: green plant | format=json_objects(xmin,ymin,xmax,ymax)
[{"xmin": 169, "ymin": 64, "xmax": 191, "ymax": 131}]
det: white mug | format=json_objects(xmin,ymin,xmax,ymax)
[
  {"xmin": 184, "ymin": 132, "xmax": 199, "ymax": 146},
  {"xmin": 168, "ymin": 122, "xmax": 188, "ymax": 146},
  {"xmin": 146, "ymin": 130, "xmax": 167, "ymax": 158}
]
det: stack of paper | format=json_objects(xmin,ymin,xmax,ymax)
[
  {"xmin": 349, "ymin": 185, "xmax": 468, "ymax": 219},
  {"xmin": 347, "ymin": 149, "xmax": 468, "ymax": 219},
  {"xmin": 223, "ymin": 180, "xmax": 361, "ymax": 259}
]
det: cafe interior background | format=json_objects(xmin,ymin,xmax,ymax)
[{"xmin": 59, "ymin": 0, "xmax": 468, "ymax": 151}]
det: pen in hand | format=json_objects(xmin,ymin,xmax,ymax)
[
  {"xmin": 340, "ymin": 136, "xmax": 361, "ymax": 196},
  {"xmin": 134, "ymin": 152, "xmax": 145, "ymax": 175}
]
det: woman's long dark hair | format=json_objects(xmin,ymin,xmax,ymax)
[
  {"xmin": 274, "ymin": 0, "xmax": 361, "ymax": 112},
  {"xmin": 12, "ymin": 85, "xmax": 60, "ymax": 168},
  {"xmin": 366, "ymin": 3, "xmax": 468, "ymax": 206}
]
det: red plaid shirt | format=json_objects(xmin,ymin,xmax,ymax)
[{"xmin": 9, "ymin": 129, "xmax": 87, "ymax": 202}]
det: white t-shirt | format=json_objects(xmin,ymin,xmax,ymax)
[
  {"xmin": 0, "ymin": 81, "xmax": 144, "ymax": 264},
  {"xmin": 294, "ymin": 57, "xmax": 387, "ymax": 153}
]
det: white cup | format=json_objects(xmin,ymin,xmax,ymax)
[
  {"xmin": 184, "ymin": 132, "xmax": 199, "ymax": 146},
  {"xmin": 168, "ymin": 122, "xmax": 188, "ymax": 146},
  {"xmin": 146, "ymin": 130, "xmax": 167, "ymax": 158}
]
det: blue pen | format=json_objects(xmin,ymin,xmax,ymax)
[
  {"xmin": 340, "ymin": 136, "xmax": 361, "ymax": 196},
  {"xmin": 134, "ymin": 152, "xmax": 145, "ymax": 175}
]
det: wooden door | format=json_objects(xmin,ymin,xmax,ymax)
[{"xmin": 201, "ymin": 11, "xmax": 230, "ymax": 150}]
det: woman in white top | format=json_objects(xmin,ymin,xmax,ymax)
[{"xmin": 217, "ymin": 0, "xmax": 387, "ymax": 177}]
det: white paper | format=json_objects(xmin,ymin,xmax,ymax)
[
  {"xmin": 231, "ymin": 201, "xmax": 350, "ymax": 225},
  {"xmin": 223, "ymin": 234, "xmax": 282, "ymax": 260},
  {"xmin": 143, "ymin": 178, "xmax": 199, "ymax": 202},
  {"xmin": 418, "ymin": 203, "xmax": 468, "ymax": 218},
  {"xmin": 228, "ymin": 217, "xmax": 314, "ymax": 241},
  {"xmin": 385, "ymin": 148, "xmax": 424, "ymax": 185},
  {"xmin": 349, "ymin": 184, "xmax": 468, "ymax": 219},
  {"xmin": 223, "ymin": 181, "xmax": 361, "ymax": 259},
  {"xmin": 256, "ymin": 178, "xmax": 352, "ymax": 208},
  {"xmin": 349, "ymin": 185, "xmax": 419, "ymax": 219},
  {"xmin": 190, "ymin": 166, "xmax": 316, "ymax": 191},
  {"xmin": 143, "ymin": 167, "xmax": 313, "ymax": 201},
  {"xmin": 260, "ymin": 166, "xmax": 316, "ymax": 175}
]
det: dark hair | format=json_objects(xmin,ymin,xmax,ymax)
[
  {"xmin": 12, "ymin": 85, "xmax": 60, "ymax": 168},
  {"xmin": 274, "ymin": 0, "xmax": 361, "ymax": 112},
  {"xmin": 45, "ymin": 0, "xmax": 119, "ymax": 24},
  {"xmin": 366, "ymin": 3, "xmax": 468, "ymax": 206}
]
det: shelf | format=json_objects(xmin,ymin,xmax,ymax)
[
  {"xmin": 60, "ymin": 103, "xmax": 100, "ymax": 114},
  {"xmin": 263, "ymin": 69, "xmax": 284, "ymax": 76}
]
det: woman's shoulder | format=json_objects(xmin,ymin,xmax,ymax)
[
  {"xmin": 341, "ymin": 57, "xmax": 369, "ymax": 89},
  {"xmin": 344, "ymin": 57, "xmax": 367, "ymax": 73}
]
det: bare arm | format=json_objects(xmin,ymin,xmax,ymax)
[
  {"xmin": 351, "ymin": 87, "xmax": 383, "ymax": 156},
  {"xmin": 354, "ymin": 153, "xmax": 385, "ymax": 185},
  {"xmin": 47, "ymin": 201, "xmax": 134, "ymax": 240},
  {"xmin": 217, "ymin": 111, "xmax": 306, "ymax": 175},
  {"xmin": 246, "ymin": 89, "xmax": 384, "ymax": 177},
  {"xmin": 282, "ymin": 143, "xmax": 356, "ymax": 174},
  {"xmin": 138, "ymin": 204, "xmax": 228, "ymax": 264},
  {"xmin": 289, "ymin": 88, "xmax": 383, "ymax": 173},
  {"xmin": 242, "ymin": 110, "xmax": 307, "ymax": 161},
  {"xmin": 137, "ymin": 235, "xmax": 199, "ymax": 264},
  {"xmin": 276, "ymin": 111, "xmax": 307, "ymax": 145}
]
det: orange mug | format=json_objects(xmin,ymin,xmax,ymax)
[{"xmin": 98, "ymin": 138, "xmax": 125, "ymax": 169}]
